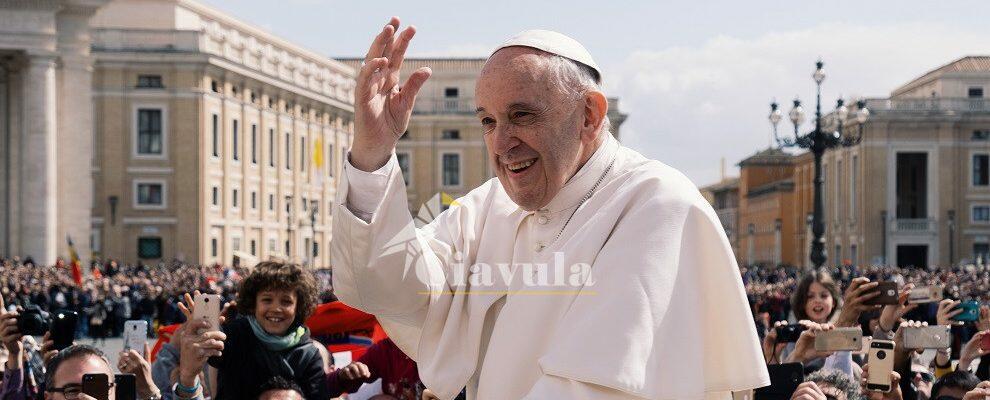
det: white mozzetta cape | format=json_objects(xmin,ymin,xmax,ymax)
[{"xmin": 331, "ymin": 136, "xmax": 769, "ymax": 399}]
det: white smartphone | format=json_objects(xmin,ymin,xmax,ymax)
[
  {"xmin": 123, "ymin": 320, "xmax": 148, "ymax": 356},
  {"xmin": 192, "ymin": 293, "xmax": 222, "ymax": 333},
  {"xmin": 867, "ymin": 340, "xmax": 895, "ymax": 392}
]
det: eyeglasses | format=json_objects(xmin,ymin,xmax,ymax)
[
  {"xmin": 47, "ymin": 382, "xmax": 115, "ymax": 399},
  {"xmin": 915, "ymin": 371, "xmax": 935, "ymax": 383}
]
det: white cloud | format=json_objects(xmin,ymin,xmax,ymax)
[{"xmin": 606, "ymin": 22, "xmax": 990, "ymax": 186}]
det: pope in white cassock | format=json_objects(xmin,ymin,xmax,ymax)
[{"xmin": 331, "ymin": 17, "xmax": 770, "ymax": 400}]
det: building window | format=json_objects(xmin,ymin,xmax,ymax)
[
  {"xmin": 973, "ymin": 130, "xmax": 990, "ymax": 141},
  {"xmin": 251, "ymin": 124, "xmax": 257, "ymax": 164},
  {"xmin": 135, "ymin": 182, "xmax": 164, "ymax": 207},
  {"xmin": 251, "ymin": 191, "xmax": 257, "ymax": 209},
  {"xmin": 442, "ymin": 153, "xmax": 460, "ymax": 186},
  {"xmin": 313, "ymin": 242, "xmax": 319, "ymax": 258},
  {"xmin": 836, "ymin": 160, "xmax": 843, "ymax": 221},
  {"xmin": 269, "ymin": 238, "xmax": 277, "ymax": 253},
  {"xmin": 211, "ymin": 186, "xmax": 219, "ymax": 206},
  {"xmin": 975, "ymin": 154, "xmax": 989, "ymax": 186},
  {"xmin": 212, "ymin": 114, "xmax": 219, "ymax": 157},
  {"xmin": 284, "ymin": 240, "xmax": 290, "ymax": 256},
  {"xmin": 302, "ymin": 197, "xmax": 308, "ymax": 211},
  {"xmin": 232, "ymin": 188, "xmax": 239, "ymax": 208},
  {"xmin": 285, "ymin": 195, "xmax": 292, "ymax": 214},
  {"xmin": 969, "ymin": 87, "xmax": 984, "ymax": 98},
  {"xmin": 268, "ymin": 193, "xmax": 274, "ymax": 211},
  {"xmin": 442, "ymin": 129, "xmax": 460, "ymax": 140},
  {"xmin": 285, "ymin": 132, "xmax": 292, "ymax": 170},
  {"xmin": 137, "ymin": 75, "xmax": 164, "ymax": 88},
  {"xmin": 210, "ymin": 79, "xmax": 219, "ymax": 93},
  {"xmin": 136, "ymin": 109, "xmax": 163, "ymax": 155},
  {"xmin": 397, "ymin": 152, "xmax": 411, "ymax": 185},
  {"xmin": 250, "ymin": 91, "xmax": 257, "ymax": 104},
  {"xmin": 301, "ymin": 136, "xmax": 307, "ymax": 172},
  {"xmin": 444, "ymin": 87, "xmax": 459, "ymax": 97},
  {"xmin": 232, "ymin": 237, "xmax": 241, "ymax": 252},
  {"xmin": 851, "ymin": 155, "xmax": 858, "ymax": 220},
  {"xmin": 211, "ymin": 238, "xmax": 218, "ymax": 257},
  {"xmin": 976, "ymin": 243, "xmax": 990, "ymax": 262},
  {"xmin": 137, "ymin": 237, "xmax": 163, "ymax": 259},
  {"xmin": 269, "ymin": 128, "xmax": 275, "ymax": 167},
  {"xmin": 232, "ymin": 120, "xmax": 239, "ymax": 161},
  {"xmin": 250, "ymin": 240, "xmax": 256, "ymax": 256},
  {"xmin": 974, "ymin": 205, "xmax": 990, "ymax": 223}
]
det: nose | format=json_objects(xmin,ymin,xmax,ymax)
[{"xmin": 491, "ymin": 124, "xmax": 521, "ymax": 159}]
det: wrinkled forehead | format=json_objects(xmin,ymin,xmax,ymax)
[
  {"xmin": 476, "ymin": 47, "xmax": 559, "ymax": 109},
  {"xmin": 53, "ymin": 355, "xmax": 112, "ymax": 386}
]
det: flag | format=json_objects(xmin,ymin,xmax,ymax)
[
  {"xmin": 66, "ymin": 235, "xmax": 83, "ymax": 286},
  {"xmin": 306, "ymin": 301, "xmax": 386, "ymax": 361},
  {"xmin": 313, "ymin": 137, "xmax": 325, "ymax": 186}
]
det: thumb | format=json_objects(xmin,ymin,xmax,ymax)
[{"xmin": 144, "ymin": 342, "xmax": 152, "ymax": 362}]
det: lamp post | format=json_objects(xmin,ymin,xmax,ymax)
[{"xmin": 769, "ymin": 60, "xmax": 870, "ymax": 270}]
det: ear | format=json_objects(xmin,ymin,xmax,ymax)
[{"xmin": 581, "ymin": 90, "xmax": 608, "ymax": 143}]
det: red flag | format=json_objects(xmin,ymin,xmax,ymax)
[
  {"xmin": 66, "ymin": 235, "xmax": 83, "ymax": 286},
  {"xmin": 305, "ymin": 301, "xmax": 386, "ymax": 361}
]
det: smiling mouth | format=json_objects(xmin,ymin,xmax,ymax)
[
  {"xmin": 507, "ymin": 159, "xmax": 536, "ymax": 173},
  {"xmin": 265, "ymin": 316, "xmax": 286, "ymax": 324}
]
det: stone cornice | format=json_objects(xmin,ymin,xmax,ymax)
[{"xmin": 0, "ymin": 0, "xmax": 62, "ymax": 10}]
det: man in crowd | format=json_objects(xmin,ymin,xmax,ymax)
[
  {"xmin": 331, "ymin": 17, "xmax": 768, "ymax": 399},
  {"xmin": 43, "ymin": 345, "xmax": 115, "ymax": 400}
]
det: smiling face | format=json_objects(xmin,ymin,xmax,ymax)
[
  {"xmin": 804, "ymin": 282, "xmax": 835, "ymax": 323},
  {"xmin": 255, "ymin": 289, "xmax": 297, "ymax": 336},
  {"xmin": 475, "ymin": 47, "xmax": 605, "ymax": 211}
]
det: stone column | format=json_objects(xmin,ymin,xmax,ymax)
[
  {"xmin": 19, "ymin": 53, "xmax": 58, "ymax": 264},
  {"xmin": 56, "ymin": 5, "xmax": 98, "ymax": 260}
]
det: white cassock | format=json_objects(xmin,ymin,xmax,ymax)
[{"xmin": 331, "ymin": 134, "xmax": 769, "ymax": 399}]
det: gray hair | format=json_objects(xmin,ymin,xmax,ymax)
[
  {"xmin": 804, "ymin": 369, "xmax": 863, "ymax": 400},
  {"xmin": 542, "ymin": 55, "xmax": 611, "ymax": 134}
]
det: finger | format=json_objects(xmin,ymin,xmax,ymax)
[
  {"xmin": 388, "ymin": 25, "xmax": 416, "ymax": 73},
  {"xmin": 358, "ymin": 363, "xmax": 372, "ymax": 378},
  {"xmin": 144, "ymin": 342, "xmax": 152, "ymax": 362},
  {"xmin": 381, "ymin": 17, "xmax": 401, "ymax": 62},
  {"xmin": 394, "ymin": 67, "xmax": 432, "ymax": 110},
  {"xmin": 364, "ymin": 20, "xmax": 397, "ymax": 64},
  {"xmin": 357, "ymin": 57, "xmax": 390, "ymax": 100},
  {"xmin": 178, "ymin": 301, "xmax": 191, "ymax": 320}
]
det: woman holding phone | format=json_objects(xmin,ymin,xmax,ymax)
[{"xmin": 175, "ymin": 262, "xmax": 327, "ymax": 399}]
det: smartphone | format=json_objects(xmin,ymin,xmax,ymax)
[
  {"xmin": 775, "ymin": 324, "xmax": 806, "ymax": 343},
  {"xmin": 115, "ymin": 374, "xmax": 137, "ymax": 400},
  {"xmin": 754, "ymin": 362, "xmax": 804, "ymax": 400},
  {"xmin": 854, "ymin": 336, "xmax": 874, "ymax": 355},
  {"xmin": 864, "ymin": 281, "xmax": 900, "ymax": 305},
  {"xmin": 123, "ymin": 320, "xmax": 148, "ymax": 356},
  {"xmin": 907, "ymin": 286, "xmax": 944, "ymax": 304},
  {"xmin": 903, "ymin": 325, "xmax": 952, "ymax": 349},
  {"xmin": 867, "ymin": 340, "xmax": 895, "ymax": 392},
  {"xmin": 81, "ymin": 373, "xmax": 110, "ymax": 400},
  {"xmin": 192, "ymin": 293, "xmax": 222, "ymax": 333},
  {"xmin": 952, "ymin": 301, "xmax": 980, "ymax": 322},
  {"xmin": 814, "ymin": 327, "xmax": 863, "ymax": 352},
  {"xmin": 50, "ymin": 310, "xmax": 78, "ymax": 351}
]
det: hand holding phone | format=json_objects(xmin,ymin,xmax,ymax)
[
  {"xmin": 907, "ymin": 286, "xmax": 944, "ymax": 304},
  {"xmin": 775, "ymin": 324, "xmax": 806, "ymax": 343},
  {"xmin": 953, "ymin": 301, "xmax": 981, "ymax": 322},
  {"xmin": 50, "ymin": 310, "xmax": 77, "ymax": 351},
  {"xmin": 864, "ymin": 281, "xmax": 900, "ymax": 306},
  {"xmin": 814, "ymin": 327, "xmax": 863, "ymax": 352},
  {"xmin": 903, "ymin": 325, "xmax": 951, "ymax": 349}
]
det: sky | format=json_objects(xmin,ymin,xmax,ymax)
[{"xmin": 200, "ymin": 0, "xmax": 990, "ymax": 186}]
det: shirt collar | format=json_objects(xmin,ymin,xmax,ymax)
[{"xmin": 497, "ymin": 133, "xmax": 619, "ymax": 216}]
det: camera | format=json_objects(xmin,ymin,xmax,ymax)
[
  {"xmin": 875, "ymin": 350, "xmax": 887, "ymax": 360},
  {"xmin": 16, "ymin": 306, "xmax": 52, "ymax": 336}
]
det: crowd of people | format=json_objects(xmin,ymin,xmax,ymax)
[
  {"xmin": 0, "ymin": 259, "xmax": 432, "ymax": 400},
  {"xmin": 8, "ymin": 257, "xmax": 990, "ymax": 399},
  {"xmin": 744, "ymin": 263, "xmax": 990, "ymax": 399}
]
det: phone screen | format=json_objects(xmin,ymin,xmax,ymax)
[
  {"xmin": 115, "ymin": 374, "xmax": 137, "ymax": 400},
  {"xmin": 82, "ymin": 374, "xmax": 110, "ymax": 400}
]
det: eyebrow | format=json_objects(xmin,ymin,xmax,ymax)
[{"xmin": 475, "ymin": 102, "xmax": 544, "ymax": 115}]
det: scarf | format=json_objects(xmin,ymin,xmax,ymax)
[{"xmin": 247, "ymin": 316, "xmax": 306, "ymax": 351}]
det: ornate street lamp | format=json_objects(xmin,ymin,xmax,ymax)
[{"xmin": 768, "ymin": 60, "xmax": 870, "ymax": 270}]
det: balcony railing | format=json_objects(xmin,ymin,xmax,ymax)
[
  {"xmin": 864, "ymin": 98, "xmax": 990, "ymax": 113},
  {"xmin": 891, "ymin": 218, "xmax": 937, "ymax": 233},
  {"xmin": 413, "ymin": 97, "xmax": 476, "ymax": 114}
]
